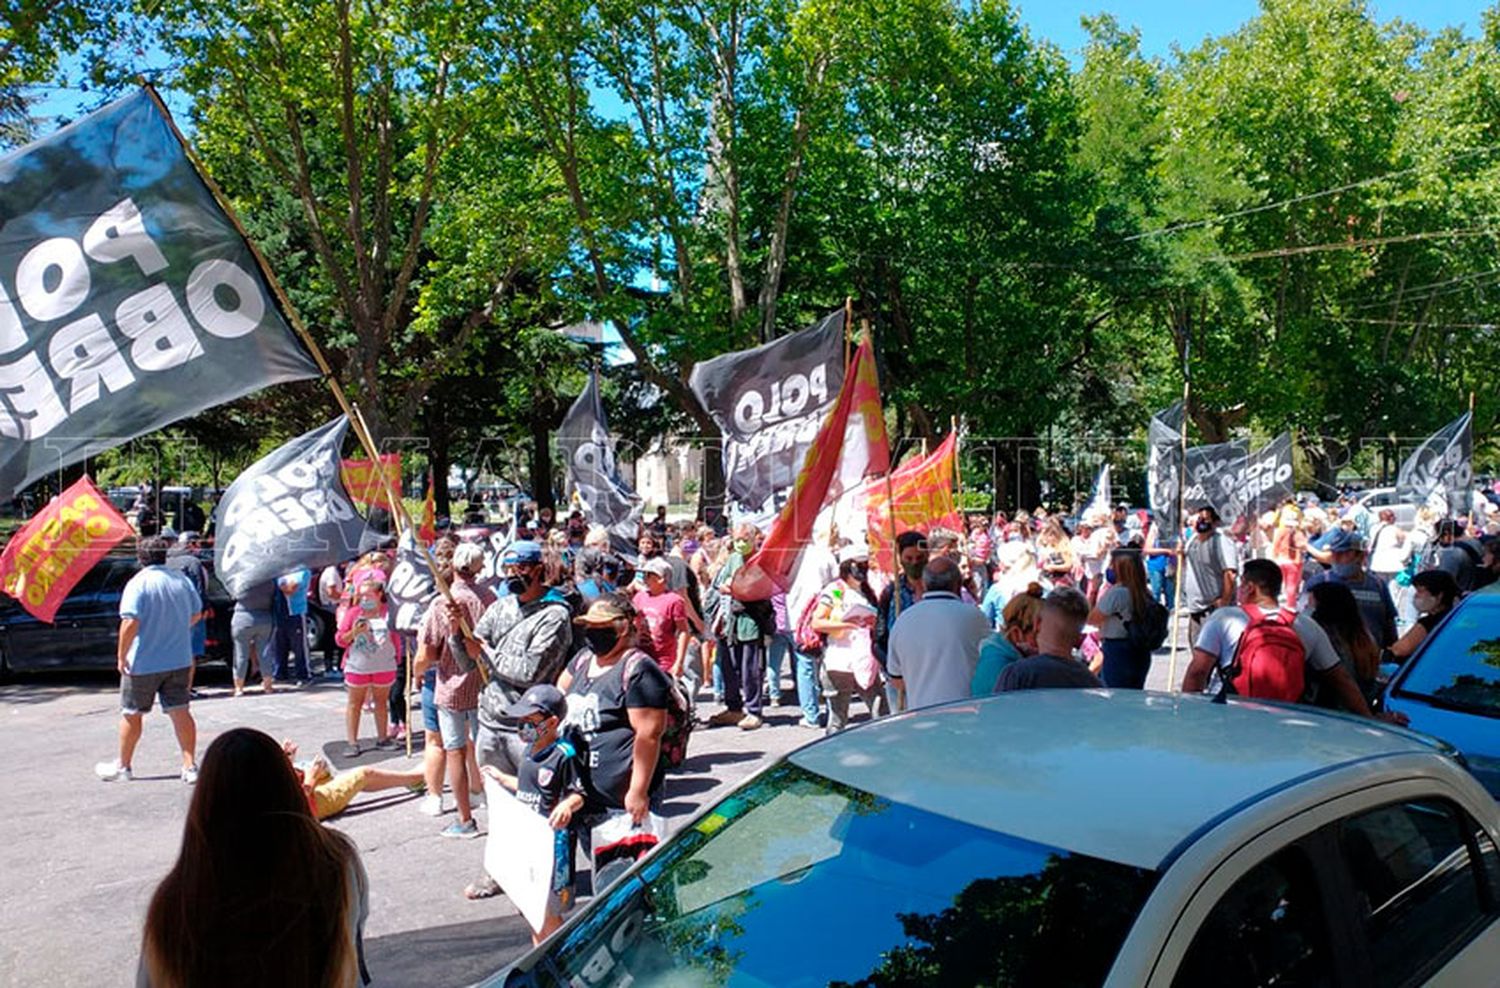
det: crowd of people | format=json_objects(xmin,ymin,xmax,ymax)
[{"xmin": 110, "ymin": 489, "xmax": 1500, "ymax": 984}]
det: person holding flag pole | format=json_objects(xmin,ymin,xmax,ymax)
[{"xmin": 144, "ymin": 85, "xmax": 488, "ymax": 770}]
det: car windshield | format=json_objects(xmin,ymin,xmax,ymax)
[
  {"xmin": 513, "ymin": 761, "xmax": 1157, "ymax": 988},
  {"xmin": 1397, "ymin": 600, "xmax": 1500, "ymax": 715}
]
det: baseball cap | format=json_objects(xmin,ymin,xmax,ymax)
[
  {"xmin": 838, "ymin": 543, "xmax": 869, "ymax": 564},
  {"xmin": 641, "ymin": 557, "xmax": 673, "ymax": 580},
  {"xmin": 574, "ymin": 596, "xmax": 633, "ymax": 627},
  {"xmin": 1325, "ymin": 528, "xmax": 1364, "ymax": 553},
  {"xmin": 504, "ymin": 684, "xmax": 568, "ymax": 721},
  {"xmin": 503, "ymin": 540, "xmax": 543, "ymax": 565}
]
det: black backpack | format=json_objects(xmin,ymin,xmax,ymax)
[{"xmin": 1126, "ymin": 597, "xmax": 1170, "ymax": 653}]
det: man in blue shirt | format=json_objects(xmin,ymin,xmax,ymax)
[
  {"xmin": 265, "ymin": 565, "xmax": 312, "ymax": 684},
  {"xmin": 95, "ymin": 537, "xmax": 205, "ymax": 784}
]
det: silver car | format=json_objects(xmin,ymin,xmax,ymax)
[{"xmin": 489, "ymin": 690, "xmax": 1500, "ymax": 987}]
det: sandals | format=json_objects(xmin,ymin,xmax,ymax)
[
  {"xmin": 464, "ymin": 876, "xmax": 501, "ymax": 900},
  {"xmin": 342, "ymin": 743, "xmax": 361, "ymax": 758}
]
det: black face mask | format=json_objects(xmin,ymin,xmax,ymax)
[
  {"xmin": 849, "ymin": 565, "xmax": 868, "ymax": 582},
  {"xmin": 584, "ymin": 625, "xmax": 620, "ymax": 655},
  {"xmin": 1194, "ymin": 519, "xmax": 1214, "ymax": 534},
  {"xmin": 506, "ymin": 573, "xmax": 532, "ymax": 596}
]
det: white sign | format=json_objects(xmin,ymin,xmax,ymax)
[{"xmin": 483, "ymin": 777, "xmax": 559, "ymax": 934}]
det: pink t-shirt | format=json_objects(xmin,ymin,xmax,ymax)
[{"xmin": 632, "ymin": 588, "xmax": 688, "ymax": 671}]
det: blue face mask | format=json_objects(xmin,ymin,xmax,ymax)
[
  {"xmin": 518, "ymin": 721, "xmax": 542, "ymax": 745},
  {"xmin": 1104, "ymin": 567, "xmax": 1116, "ymax": 585}
]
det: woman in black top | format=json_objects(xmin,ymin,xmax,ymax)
[
  {"xmin": 556, "ymin": 593, "xmax": 672, "ymax": 823},
  {"xmin": 1388, "ymin": 569, "xmax": 1461, "ymax": 660}
]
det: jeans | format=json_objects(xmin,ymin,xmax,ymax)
[
  {"xmin": 230, "ymin": 608, "xmax": 273, "ymax": 683},
  {"xmin": 678, "ymin": 638, "xmax": 704, "ymax": 715},
  {"xmin": 766, "ymin": 633, "xmax": 792, "ymax": 702},
  {"xmin": 266, "ymin": 613, "xmax": 309, "ymax": 681},
  {"xmin": 794, "ymin": 649, "xmax": 821, "ymax": 725},
  {"xmin": 1100, "ymin": 637, "xmax": 1151, "ymax": 689},
  {"xmin": 720, "ymin": 640, "xmax": 765, "ymax": 716},
  {"xmin": 1147, "ymin": 565, "xmax": 1176, "ymax": 610}
]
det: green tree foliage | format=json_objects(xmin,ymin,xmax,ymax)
[{"xmin": 12, "ymin": 0, "xmax": 1499, "ymax": 508}]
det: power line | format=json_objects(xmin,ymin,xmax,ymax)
[
  {"xmin": 1121, "ymin": 142, "xmax": 1500, "ymax": 243},
  {"xmin": 1215, "ymin": 227, "xmax": 1498, "ymax": 263}
]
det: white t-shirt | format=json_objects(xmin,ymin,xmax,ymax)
[
  {"xmin": 1368, "ymin": 523, "xmax": 1408, "ymax": 574},
  {"xmin": 1192, "ymin": 605, "xmax": 1341, "ymax": 693},
  {"xmin": 1095, "ymin": 584, "xmax": 1133, "ymax": 639}
]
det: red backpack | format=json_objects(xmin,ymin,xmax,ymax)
[{"xmin": 1224, "ymin": 604, "xmax": 1306, "ymax": 702}]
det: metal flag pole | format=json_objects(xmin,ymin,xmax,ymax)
[{"xmin": 1166, "ymin": 339, "xmax": 1192, "ymax": 693}]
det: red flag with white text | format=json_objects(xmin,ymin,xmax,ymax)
[{"xmin": 730, "ymin": 337, "xmax": 889, "ymax": 600}]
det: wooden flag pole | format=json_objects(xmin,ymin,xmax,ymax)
[
  {"xmin": 1166, "ymin": 356, "xmax": 1192, "ymax": 693},
  {"xmin": 843, "ymin": 297, "xmax": 854, "ymax": 373},
  {"xmin": 146, "ymin": 85, "xmax": 487, "ymax": 733}
]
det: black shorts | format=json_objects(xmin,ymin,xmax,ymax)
[{"xmin": 121, "ymin": 667, "xmax": 191, "ymax": 714}]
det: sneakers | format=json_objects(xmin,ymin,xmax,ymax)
[
  {"xmin": 374, "ymin": 737, "xmax": 398, "ymax": 751},
  {"xmin": 738, "ymin": 714, "xmax": 764, "ymax": 731},
  {"xmin": 798, "ymin": 717, "xmax": 822, "ymax": 729},
  {"xmin": 95, "ymin": 760, "xmax": 132, "ymax": 782},
  {"xmin": 419, "ymin": 794, "xmax": 445, "ymax": 816},
  {"xmin": 706, "ymin": 709, "xmax": 744, "ymax": 727},
  {"xmin": 441, "ymin": 819, "xmax": 480, "ymax": 839},
  {"xmin": 181, "ymin": 764, "xmax": 199, "ymax": 785}
]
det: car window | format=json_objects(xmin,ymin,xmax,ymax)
[
  {"xmin": 1171, "ymin": 846, "xmax": 1334, "ymax": 988},
  {"xmin": 1338, "ymin": 799, "xmax": 1490, "ymax": 987},
  {"xmin": 519, "ymin": 761, "xmax": 1158, "ymax": 988},
  {"xmin": 1395, "ymin": 603, "xmax": 1500, "ymax": 715}
]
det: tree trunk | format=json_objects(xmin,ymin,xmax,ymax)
[{"xmin": 529, "ymin": 409, "xmax": 556, "ymax": 515}]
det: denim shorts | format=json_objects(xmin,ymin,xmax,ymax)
[
  {"xmin": 420, "ymin": 668, "xmax": 440, "ymax": 733},
  {"xmin": 437, "ymin": 705, "xmax": 478, "ymax": 751}
]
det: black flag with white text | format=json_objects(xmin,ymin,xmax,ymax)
[
  {"xmin": 1398, "ymin": 412, "xmax": 1473, "ymax": 519},
  {"xmin": 213, "ymin": 417, "xmax": 366, "ymax": 598},
  {"xmin": 0, "ymin": 89, "xmax": 321, "ymax": 499},
  {"xmin": 558, "ymin": 370, "xmax": 641, "ymax": 553},
  {"xmin": 689, "ymin": 309, "xmax": 846, "ymax": 514}
]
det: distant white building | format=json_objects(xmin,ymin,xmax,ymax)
[{"xmin": 622, "ymin": 441, "xmax": 703, "ymax": 514}]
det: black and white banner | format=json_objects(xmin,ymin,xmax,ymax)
[
  {"xmin": 688, "ymin": 309, "xmax": 846, "ymax": 513},
  {"xmin": 213, "ymin": 417, "xmax": 366, "ymax": 598},
  {"xmin": 1213, "ymin": 432, "xmax": 1294, "ymax": 523},
  {"xmin": 0, "ymin": 89, "xmax": 322, "ymax": 500},
  {"xmin": 1398, "ymin": 412, "xmax": 1472, "ymax": 518},
  {"xmin": 1146, "ymin": 401, "xmax": 1184, "ymax": 533},
  {"xmin": 386, "ymin": 533, "xmax": 437, "ymax": 633},
  {"xmin": 1182, "ymin": 439, "xmax": 1250, "ymax": 516},
  {"xmin": 558, "ymin": 370, "xmax": 641, "ymax": 553}
]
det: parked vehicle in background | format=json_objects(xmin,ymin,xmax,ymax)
[
  {"xmin": 1383, "ymin": 584, "xmax": 1500, "ymax": 799},
  {"xmin": 1357, "ymin": 486, "xmax": 1420, "ymax": 529},
  {"xmin": 0, "ymin": 555, "xmax": 232, "ymax": 675},
  {"xmin": 491, "ymin": 691, "xmax": 1500, "ymax": 987}
]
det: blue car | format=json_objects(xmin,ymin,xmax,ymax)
[{"xmin": 1384, "ymin": 584, "xmax": 1500, "ymax": 798}]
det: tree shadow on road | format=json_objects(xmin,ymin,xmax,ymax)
[{"xmin": 364, "ymin": 914, "xmax": 533, "ymax": 987}]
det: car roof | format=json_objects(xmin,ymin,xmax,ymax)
[{"xmin": 789, "ymin": 690, "xmax": 1449, "ymax": 870}]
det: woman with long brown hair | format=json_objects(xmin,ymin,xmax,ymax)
[
  {"xmin": 1308, "ymin": 581, "xmax": 1382, "ymax": 705},
  {"xmin": 139, "ymin": 727, "xmax": 369, "ymax": 988},
  {"xmin": 1088, "ymin": 549, "xmax": 1156, "ymax": 688}
]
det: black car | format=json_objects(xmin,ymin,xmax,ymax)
[{"xmin": 0, "ymin": 555, "xmax": 235, "ymax": 674}]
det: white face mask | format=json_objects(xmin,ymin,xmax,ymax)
[{"xmin": 1413, "ymin": 591, "xmax": 1436, "ymax": 615}]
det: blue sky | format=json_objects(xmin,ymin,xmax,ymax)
[{"xmin": 1017, "ymin": 0, "xmax": 1488, "ymax": 62}]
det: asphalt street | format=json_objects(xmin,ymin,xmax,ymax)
[
  {"xmin": 0, "ymin": 641, "xmax": 1179, "ymax": 988},
  {"xmin": 0, "ymin": 659, "xmax": 815, "ymax": 988}
]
